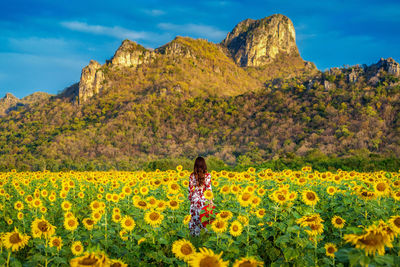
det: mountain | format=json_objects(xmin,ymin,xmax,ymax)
[
  {"xmin": 0, "ymin": 92, "xmax": 52, "ymax": 117},
  {"xmin": 0, "ymin": 14, "xmax": 399, "ymax": 171}
]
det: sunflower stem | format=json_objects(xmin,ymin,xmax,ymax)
[{"xmin": 6, "ymin": 250, "xmax": 10, "ymax": 267}]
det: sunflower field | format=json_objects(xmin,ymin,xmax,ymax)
[{"xmin": 0, "ymin": 166, "xmax": 400, "ymax": 266}]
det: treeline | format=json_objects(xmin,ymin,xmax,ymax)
[{"xmin": 1, "ymin": 154, "xmax": 399, "ymax": 173}]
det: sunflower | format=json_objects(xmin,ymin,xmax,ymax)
[
  {"xmin": 32, "ymin": 198, "xmax": 42, "ymax": 208},
  {"xmin": 256, "ymin": 187, "xmax": 266, "ymax": 196},
  {"xmin": 183, "ymin": 215, "xmax": 191, "ymax": 225},
  {"xmin": 138, "ymin": 237, "xmax": 146, "ymax": 245},
  {"xmin": 71, "ymin": 241, "xmax": 84, "ymax": 256},
  {"xmin": 14, "ymin": 201, "xmax": 24, "ymax": 211},
  {"xmin": 188, "ymin": 247, "xmax": 228, "ymax": 267},
  {"xmin": 305, "ymin": 223, "xmax": 324, "ymax": 236},
  {"xmin": 237, "ymin": 215, "xmax": 249, "ymax": 226},
  {"xmin": 326, "ymin": 186, "xmax": 336, "ymax": 195},
  {"xmin": 119, "ymin": 230, "xmax": 129, "ymax": 241},
  {"xmin": 112, "ymin": 213, "xmax": 122, "ymax": 223},
  {"xmin": 61, "ymin": 200, "xmax": 72, "ymax": 211},
  {"xmin": 211, "ymin": 219, "xmax": 228, "ymax": 234},
  {"xmin": 31, "ymin": 217, "xmax": 56, "ymax": 239},
  {"xmin": 255, "ymin": 208, "xmax": 266, "ymax": 219},
  {"xmin": 144, "ymin": 211, "xmax": 164, "ymax": 227},
  {"xmin": 49, "ymin": 236, "xmax": 63, "ymax": 251},
  {"xmin": 168, "ymin": 200, "xmax": 180, "ymax": 210},
  {"xmin": 232, "ymin": 256, "xmax": 263, "ymax": 267},
  {"xmin": 238, "ymin": 192, "xmax": 252, "ymax": 207},
  {"xmin": 146, "ymin": 196, "xmax": 158, "ymax": 208},
  {"xmin": 64, "ymin": 216, "xmax": 79, "ymax": 231},
  {"xmin": 296, "ymin": 214, "xmax": 324, "ymax": 227},
  {"xmin": 2, "ymin": 227, "xmax": 30, "ymax": 251},
  {"xmin": 70, "ymin": 251, "xmax": 108, "ymax": 267},
  {"xmin": 220, "ymin": 185, "xmax": 230, "ymax": 194},
  {"xmin": 229, "ymin": 220, "xmax": 243, "ymax": 237},
  {"xmin": 324, "ymin": 243, "xmax": 337, "ymax": 258},
  {"xmin": 331, "ymin": 216, "xmax": 346, "ymax": 229},
  {"xmin": 91, "ymin": 211, "xmax": 102, "ymax": 222},
  {"xmin": 134, "ymin": 199, "xmax": 148, "ymax": 210},
  {"xmin": 172, "ymin": 239, "xmax": 196, "ymax": 262},
  {"xmin": 90, "ymin": 200, "xmax": 101, "ymax": 211},
  {"xmin": 302, "ymin": 190, "xmax": 319, "ymax": 206},
  {"xmin": 156, "ymin": 200, "xmax": 167, "ymax": 211},
  {"xmin": 82, "ymin": 218, "xmax": 96, "ymax": 231},
  {"xmin": 392, "ymin": 191, "xmax": 400, "ymax": 201},
  {"xmin": 388, "ymin": 215, "xmax": 400, "ymax": 234},
  {"xmin": 374, "ymin": 181, "xmax": 390, "ymax": 196},
  {"xmin": 108, "ymin": 258, "xmax": 128, "ymax": 267},
  {"xmin": 204, "ymin": 190, "xmax": 214, "ymax": 200},
  {"xmin": 140, "ymin": 186, "xmax": 149, "ymax": 196},
  {"xmin": 121, "ymin": 216, "xmax": 136, "ymax": 231},
  {"xmin": 217, "ymin": 210, "xmax": 233, "ymax": 221},
  {"xmin": 273, "ymin": 192, "xmax": 287, "ymax": 205},
  {"xmin": 168, "ymin": 183, "xmax": 181, "ymax": 194},
  {"xmin": 344, "ymin": 223, "xmax": 393, "ymax": 256}
]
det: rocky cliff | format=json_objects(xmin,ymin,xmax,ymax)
[
  {"xmin": 220, "ymin": 14, "xmax": 302, "ymax": 67},
  {"xmin": 78, "ymin": 60, "xmax": 105, "ymax": 104}
]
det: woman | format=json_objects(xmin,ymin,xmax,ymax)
[{"xmin": 188, "ymin": 156, "xmax": 213, "ymax": 236}]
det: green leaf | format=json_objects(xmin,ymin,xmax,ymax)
[
  {"xmin": 373, "ymin": 255, "xmax": 394, "ymax": 266},
  {"xmin": 283, "ymin": 247, "xmax": 300, "ymax": 261}
]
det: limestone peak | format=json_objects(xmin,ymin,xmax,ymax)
[{"xmin": 221, "ymin": 14, "xmax": 300, "ymax": 67}]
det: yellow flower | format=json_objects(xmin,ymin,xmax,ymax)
[
  {"xmin": 64, "ymin": 216, "xmax": 79, "ymax": 232},
  {"xmin": 237, "ymin": 215, "xmax": 249, "ymax": 226},
  {"xmin": 232, "ymin": 256, "xmax": 263, "ymax": 267},
  {"xmin": 108, "ymin": 258, "xmax": 127, "ymax": 267},
  {"xmin": 14, "ymin": 201, "xmax": 24, "ymax": 211},
  {"xmin": 168, "ymin": 199, "xmax": 180, "ymax": 210},
  {"xmin": 388, "ymin": 215, "xmax": 400, "ymax": 234},
  {"xmin": 188, "ymin": 247, "xmax": 229, "ymax": 267},
  {"xmin": 183, "ymin": 215, "xmax": 191, "ymax": 225},
  {"xmin": 112, "ymin": 213, "xmax": 122, "ymax": 223},
  {"xmin": 140, "ymin": 186, "xmax": 149, "ymax": 196},
  {"xmin": 331, "ymin": 216, "xmax": 346, "ymax": 229},
  {"xmin": 204, "ymin": 190, "xmax": 213, "ymax": 200},
  {"xmin": 229, "ymin": 220, "xmax": 243, "ymax": 237},
  {"xmin": 61, "ymin": 200, "xmax": 72, "ymax": 211},
  {"xmin": 144, "ymin": 211, "xmax": 164, "ymax": 227},
  {"xmin": 31, "ymin": 216, "xmax": 56, "ymax": 239},
  {"xmin": 326, "ymin": 186, "xmax": 336, "ymax": 195},
  {"xmin": 344, "ymin": 223, "xmax": 393, "ymax": 256},
  {"xmin": 238, "ymin": 192, "xmax": 252, "ymax": 207},
  {"xmin": 211, "ymin": 219, "xmax": 228, "ymax": 234},
  {"xmin": 216, "ymin": 210, "xmax": 233, "ymax": 221},
  {"xmin": 255, "ymin": 208, "xmax": 266, "ymax": 219},
  {"xmin": 119, "ymin": 230, "xmax": 128, "ymax": 241},
  {"xmin": 49, "ymin": 236, "xmax": 63, "ymax": 251},
  {"xmin": 324, "ymin": 243, "xmax": 337, "ymax": 258},
  {"xmin": 305, "ymin": 223, "xmax": 324, "ymax": 236},
  {"xmin": 374, "ymin": 181, "xmax": 390, "ymax": 196},
  {"xmin": 120, "ymin": 216, "xmax": 136, "ymax": 231},
  {"xmin": 2, "ymin": 227, "xmax": 30, "ymax": 251},
  {"xmin": 138, "ymin": 237, "xmax": 146, "ymax": 245},
  {"xmin": 172, "ymin": 239, "xmax": 196, "ymax": 262},
  {"xmin": 71, "ymin": 241, "xmax": 84, "ymax": 256},
  {"xmin": 70, "ymin": 251, "xmax": 108, "ymax": 267},
  {"xmin": 302, "ymin": 190, "xmax": 319, "ymax": 206},
  {"xmin": 82, "ymin": 218, "xmax": 96, "ymax": 231}
]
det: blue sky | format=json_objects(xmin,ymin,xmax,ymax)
[{"xmin": 0, "ymin": 0, "xmax": 399, "ymax": 98}]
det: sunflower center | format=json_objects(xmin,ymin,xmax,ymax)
[
  {"xmin": 110, "ymin": 263, "xmax": 122, "ymax": 267},
  {"xmin": 52, "ymin": 239, "xmax": 60, "ymax": 246},
  {"xmin": 306, "ymin": 192, "xmax": 315, "ymax": 200},
  {"xmin": 310, "ymin": 224, "xmax": 319, "ymax": 230},
  {"xmin": 170, "ymin": 201, "xmax": 178, "ymax": 207},
  {"xmin": 150, "ymin": 212, "xmax": 160, "ymax": 221},
  {"xmin": 79, "ymin": 255, "xmax": 98, "ymax": 265},
  {"xmin": 359, "ymin": 233, "xmax": 383, "ymax": 246},
  {"xmin": 233, "ymin": 225, "xmax": 239, "ymax": 231},
  {"xmin": 180, "ymin": 244, "xmax": 193, "ymax": 255},
  {"xmin": 278, "ymin": 195, "xmax": 285, "ymax": 201},
  {"xmin": 125, "ymin": 220, "xmax": 133, "ymax": 226},
  {"xmin": 242, "ymin": 193, "xmax": 251, "ymax": 201},
  {"xmin": 393, "ymin": 217, "xmax": 400, "ymax": 228},
  {"xmin": 327, "ymin": 247, "xmax": 335, "ymax": 253},
  {"xmin": 9, "ymin": 233, "xmax": 22, "ymax": 244},
  {"xmin": 68, "ymin": 219, "xmax": 76, "ymax": 227},
  {"xmin": 376, "ymin": 183, "xmax": 386, "ymax": 191},
  {"xmin": 259, "ymin": 210, "xmax": 265, "ymax": 215},
  {"xmin": 75, "ymin": 245, "xmax": 82, "ymax": 251},
  {"xmin": 171, "ymin": 184, "xmax": 178, "ymax": 190},
  {"xmin": 38, "ymin": 221, "xmax": 49, "ymax": 232},
  {"xmin": 220, "ymin": 212, "xmax": 229, "ymax": 218},
  {"xmin": 200, "ymin": 256, "xmax": 220, "ymax": 267},
  {"xmin": 138, "ymin": 201, "xmax": 147, "ymax": 207},
  {"xmin": 335, "ymin": 218, "xmax": 343, "ymax": 224},
  {"xmin": 216, "ymin": 221, "xmax": 224, "ymax": 228},
  {"xmin": 238, "ymin": 261, "xmax": 254, "ymax": 267}
]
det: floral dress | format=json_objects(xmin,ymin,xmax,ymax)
[{"xmin": 188, "ymin": 172, "xmax": 212, "ymax": 236}]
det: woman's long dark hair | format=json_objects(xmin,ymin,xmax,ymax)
[{"xmin": 193, "ymin": 157, "xmax": 207, "ymax": 187}]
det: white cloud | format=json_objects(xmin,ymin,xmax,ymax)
[
  {"xmin": 141, "ymin": 9, "xmax": 165, "ymax": 16},
  {"xmin": 157, "ymin": 22, "xmax": 227, "ymax": 40},
  {"xmin": 60, "ymin": 21, "xmax": 160, "ymax": 41}
]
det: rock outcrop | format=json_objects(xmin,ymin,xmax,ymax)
[
  {"xmin": 78, "ymin": 60, "xmax": 105, "ymax": 104},
  {"xmin": 375, "ymin": 57, "xmax": 400, "ymax": 76},
  {"xmin": 220, "ymin": 14, "xmax": 300, "ymax": 67},
  {"xmin": 0, "ymin": 93, "xmax": 19, "ymax": 116},
  {"xmin": 111, "ymin": 39, "xmax": 154, "ymax": 67}
]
